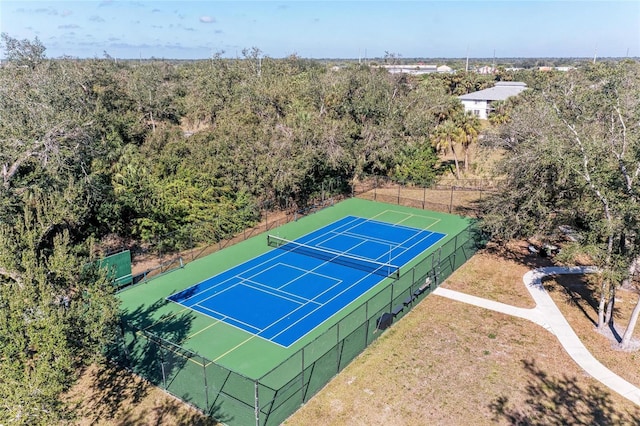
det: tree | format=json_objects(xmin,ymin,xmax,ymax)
[
  {"xmin": 481, "ymin": 62, "xmax": 640, "ymax": 348},
  {"xmin": 0, "ymin": 33, "xmax": 46, "ymax": 69},
  {"xmin": 454, "ymin": 111, "xmax": 481, "ymax": 174},
  {"xmin": 0, "ymin": 200, "xmax": 118, "ymax": 425},
  {"xmin": 392, "ymin": 140, "xmax": 439, "ymax": 185},
  {"xmin": 431, "ymin": 119, "xmax": 465, "ymax": 179}
]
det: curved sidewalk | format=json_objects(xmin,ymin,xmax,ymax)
[{"xmin": 433, "ymin": 266, "xmax": 640, "ymax": 406}]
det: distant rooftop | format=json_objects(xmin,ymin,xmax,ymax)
[
  {"xmin": 458, "ymin": 82, "xmax": 527, "ymax": 101},
  {"xmin": 374, "ymin": 64, "xmax": 454, "ymax": 75}
]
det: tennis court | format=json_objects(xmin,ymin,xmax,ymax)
[
  {"xmin": 167, "ymin": 215, "xmax": 445, "ymax": 347},
  {"xmin": 116, "ymin": 198, "xmax": 476, "ymax": 425}
]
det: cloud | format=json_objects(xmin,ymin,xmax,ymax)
[
  {"xmin": 152, "ymin": 8, "xmax": 161, "ymax": 13},
  {"xmin": 199, "ymin": 16, "xmax": 215, "ymax": 23},
  {"xmin": 19, "ymin": 7, "xmax": 58, "ymax": 15},
  {"xmin": 90, "ymin": 15, "xmax": 105, "ymax": 23},
  {"xmin": 184, "ymin": 27, "xmax": 195, "ymax": 32},
  {"xmin": 61, "ymin": 9, "xmax": 72, "ymax": 17},
  {"xmin": 59, "ymin": 24, "xmax": 80, "ymax": 29}
]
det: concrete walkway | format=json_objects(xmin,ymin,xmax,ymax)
[{"xmin": 433, "ymin": 265, "xmax": 640, "ymax": 406}]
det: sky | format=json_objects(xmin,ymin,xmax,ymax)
[{"xmin": 1, "ymin": 1, "xmax": 639, "ymax": 60}]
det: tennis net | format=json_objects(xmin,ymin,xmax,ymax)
[{"xmin": 267, "ymin": 235, "xmax": 400, "ymax": 279}]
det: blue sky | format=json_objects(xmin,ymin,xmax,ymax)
[{"xmin": 1, "ymin": 1, "xmax": 639, "ymax": 59}]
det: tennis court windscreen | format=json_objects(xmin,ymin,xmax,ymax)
[{"xmin": 267, "ymin": 235, "xmax": 400, "ymax": 279}]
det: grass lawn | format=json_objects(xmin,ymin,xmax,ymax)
[
  {"xmin": 283, "ymin": 245, "xmax": 640, "ymax": 425},
  {"xmin": 64, "ymin": 240, "xmax": 640, "ymax": 425}
]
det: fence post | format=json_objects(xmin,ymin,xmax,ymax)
[
  {"xmin": 202, "ymin": 356, "xmax": 209, "ymax": 412},
  {"xmin": 365, "ymin": 299, "xmax": 369, "ymax": 344},
  {"xmin": 389, "ymin": 281, "xmax": 394, "ymax": 311},
  {"xmin": 190, "ymin": 232, "xmax": 194, "ymax": 261},
  {"xmin": 423, "ymin": 186, "xmax": 426, "ymax": 209},
  {"xmin": 397, "ymin": 185, "xmax": 401, "ymax": 205},
  {"xmin": 301, "ymin": 349, "xmax": 306, "ymax": 404},
  {"xmin": 449, "ymin": 186, "xmax": 455, "ymax": 213},
  {"xmin": 255, "ymin": 380, "xmax": 260, "ymax": 426},
  {"xmin": 160, "ymin": 349, "xmax": 167, "ymax": 389}
]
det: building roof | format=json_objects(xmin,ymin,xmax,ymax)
[{"xmin": 458, "ymin": 82, "xmax": 527, "ymax": 101}]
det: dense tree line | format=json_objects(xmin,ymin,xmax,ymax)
[{"xmin": 0, "ymin": 34, "xmax": 486, "ymax": 423}]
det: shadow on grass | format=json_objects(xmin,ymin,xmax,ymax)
[
  {"xmin": 489, "ymin": 359, "xmax": 640, "ymax": 425},
  {"xmin": 109, "ymin": 293, "xmax": 233, "ymax": 425},
  {"xmin": 66, "ymin": 362, "xmax": 150, "ymax": 423},
  {"xmin": 116, "ymin": 395, "xmax": 220, "ymax": 426},
  {"xmin": 484, "ymin": 240, "xmax": 611, "ymax": 332},
  {"xmin": 551, "ymin": 274, "xmax": 599, "ymax": 328},
  {"xmin": 483, "ymin": 241, "xmax": 555, "ymax": 270}
]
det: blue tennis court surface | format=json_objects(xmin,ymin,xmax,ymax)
[{"xmin": 167, "ymin": 216, "xmax": 445, "ymax": 347}]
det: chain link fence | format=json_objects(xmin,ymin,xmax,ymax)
[
  {"xmin": 121, "ymin": 175, "xmax": 498, "ymax": 286},
  {"xmin": 111, "ymin": 222, "xmax": 480, "ymax": 425},
  {"xmin": 353, "ymin": 175, "xmax": 502, "ymax": 217}
]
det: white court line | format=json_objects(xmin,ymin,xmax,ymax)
[
  {"xmin": 370, "ymin": 209, "xmax": 442, "ymax": 229},
  {"xmin": 242, "ymin": 262, "xmax": 342, "ymax": 292},
  {"xmin": 182, "ymin": 214, "xmax": 447, "ymax": 350},
  {"xmin": 194, "ymin": 303, "xmax": 262, "ymax": 333}
]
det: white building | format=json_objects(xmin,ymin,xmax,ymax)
[
  {"xmin": 379, "ymin": 64, "xmax": 437, "ymax": 75},
  {"xmin": 476, "ymin": 65, "xmax": 496, "ymax": 74},
  {"xmin": 458, "ymin": 81, "xmax": 527, "ymax": 120},
  {"xmin": 376, "ymin": 64, "xmax": 455, "ymax": 75}
]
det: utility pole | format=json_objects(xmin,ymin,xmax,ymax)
[{"xmin": 465, "ymin": 44, "xmax": 469, "ymax": 73}]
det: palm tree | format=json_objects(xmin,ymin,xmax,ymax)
[
  {"xmin": 454, "ymin": 112, "xmax": 481, "ymax": 174},
  {"xmin": 431, "ymin": 119, "xmax": 465, "ymax": 179}
]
